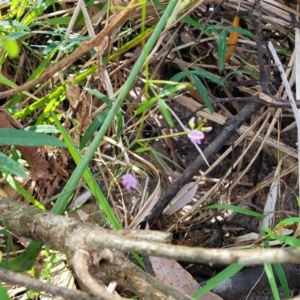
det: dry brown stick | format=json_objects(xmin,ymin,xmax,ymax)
[
  {"xmin": 0, "ymin": 0, "xmax": 139, "ymax": 100},
  {"xmin": 0, "ymin": 268, "xmax": 99, "ymax": 300}
]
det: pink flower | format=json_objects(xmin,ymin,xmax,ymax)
[
  {"xmin": 188, "ymin": 130, "xmax": 205, "ymax": 145},
  {"xmin": 122, "ymin": 173, "xmax": 137, "ymax": 189}
]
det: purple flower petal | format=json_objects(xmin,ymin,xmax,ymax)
[
  {"xmin": 122, "ymin": 173, "xmax": 137, "ymax": 189},
  {"xmin": 188, "ymin": 130, "xmax": 205, "ymax": 145}
]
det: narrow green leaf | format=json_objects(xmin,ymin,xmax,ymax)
[
  {"xmin": 135, "ymin": 146, "xmax": 151, "ymax": 153},
  {"xmin": 192, "ymin": 264, "xmax": 244, "ymax": 299},
  {"xmin": 218, "ymin": 30, "xmax": 227, "ymax": 71},
  {"xmin": 0, "ymin": 153, "xmax": 27, "ymax": 178},
  {"xmin": 0, "ymin": 129, "xmax": 66, "ymax": 147},
  {"xmin": 201, "ymin": 204, "xmax": 264, "ymax": 218},
  {"xmin": 7, "ymin": 31, "xmax": 30, "ymax": 40},
  {"xmin": 0, "ymin": 21, "xmax": 30, "ymax": 31},
  {"xmin": 24, "ymin": 125, "xmax": 60, "ymax": 133},
  {"xmin": 79, "ymin": 110, "xmax": 109, "ymax": 150},
  {"xmin": 168, "ymin": 71, "xmax": 189, "ymax": 83},
  {"xmin": 135, "ymin": 97, "xmax": 157, "ymax": 115},
  {"xmin": 163, "ymin": 71, "xmax": 189, "ymax": 91},
  {"xmin": 264, "ymin": 264, "xmax": 280, "ymax": 300},
  {"xmin": 2, "ymin": 171, "xmax": 44, "ymax": 209},
  {"xmin": 84, "ymin": 87, "xmax": 112, "ymax": 107},
  {"xmin": 272, "ymin": 264, "xmax": 290, "ymax": 299},
  {"xmin": 190, "ymin": 74, "xmax": 214, "ymax": 113},
  {"xmin": 158, "ymin": 98, "xmax": 174, "ymax": 127},
  {"xmin": 191, "ymin": 70, "xmax": 224, "ymax": 86},
  {"xmin": 51, "ymin": 113, "xmax": 121, "ymax": 229},
  {"xmin": 0, "ymin": 74, "xmax": 17, "ymax": 88},
  {"xmin": 275, "ymin": 217, "xmax": 300, "ymax": 228},
  {"xmin": 116, "ymin": 111, "xmax": 124, "ymax": 136},
  {"xmin": 271, "ymin": 234, "xmax": 300, "ymax": 247},
  {"xmin": 159, "ymin": 82, "xmax": 191, "ymax": 97},
  {"xmin": 225, "ymin": 25, "xmax": 254, "ymax": 37},
  {"xmin": 35, "ymin": 17, "xmax": 72, "ymax": 25}
]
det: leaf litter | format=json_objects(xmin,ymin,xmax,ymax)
[{"xmin": 1, "ymin": 0, "xmax": 300, "ymax": 299}]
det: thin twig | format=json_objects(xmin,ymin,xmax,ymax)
[{"xmin": 267, "ymin": 41, "xmax": 300, "ymax": 197}]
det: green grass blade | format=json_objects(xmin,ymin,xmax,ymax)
[
  {"xmin": 80, "ymin": 110, "xmax": 109, "ymax": 150},
  {"xmin": 2, "ymin": 171, "xmax": 44, "ymax": 209},
  {"xmin": 201, "ymin": 204, "xmax": 264, "ymax": 218},
  {"xmin": 264, "ymin": 264, "xmax": 280, "ymax": 300},
  {"xmin": 275, "ymin": 217, "xmax": 300, "ymax": 227},
  {"xmin": 51, "ymin": 113, "xmax": 121, "ymax": 229},
  {"xmin": 218, "ymin": 30, "xmax": 227, "ymax": 71},
  {"xmin": 191, "ymin": 264, "xmax": 244, "ymax": 299},
  {"xmin": 272, "ymin": 263, "xmax": 290, "ymax": 299},
  {"xmin": 190, "ymin": 73, "xmax": 214, "ymax": 113},
  {"xmin": 158, "ymin": 98, "xmax": 174, "ymax": 127}
]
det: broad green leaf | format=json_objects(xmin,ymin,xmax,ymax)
[
  {"xmin": 192, "ymin": 264, "xmax": 244, "ymax": 298},
  {"xmin": 218, "ymin": 30, "xmax": 227, "ymax": 71},
  {"xmin": 190, "ymin": 74, "xmax": 214, "ymax": 113},
  {"xmin": 79, "ymin": 110, "xmax": 109, "ymax": 150},
  {"xmin": 0, "ymin": 129, "xmax": 66, "ymax": 147},
  {"xmin": 0, "ymin": 283, "xmax": 9, "ymax": 300},
  {"xmin": 158, "ymin": 98, "xmax": 174, "ymax": 127},
  {"xmin": 201, "ymin": 204, "xmax": 264, "ymax": 218},
  {"xmin": 0, "ymin": 152, "xmax": 27, "ymax": 178}
]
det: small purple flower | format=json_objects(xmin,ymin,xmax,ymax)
[
  {"xmin": 188, "ymin": 130, "xmax": 205, "ymax": 145},
  {"xmin": 122, "ymin": 173, "xmax": 137, "ymax": 189}
]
